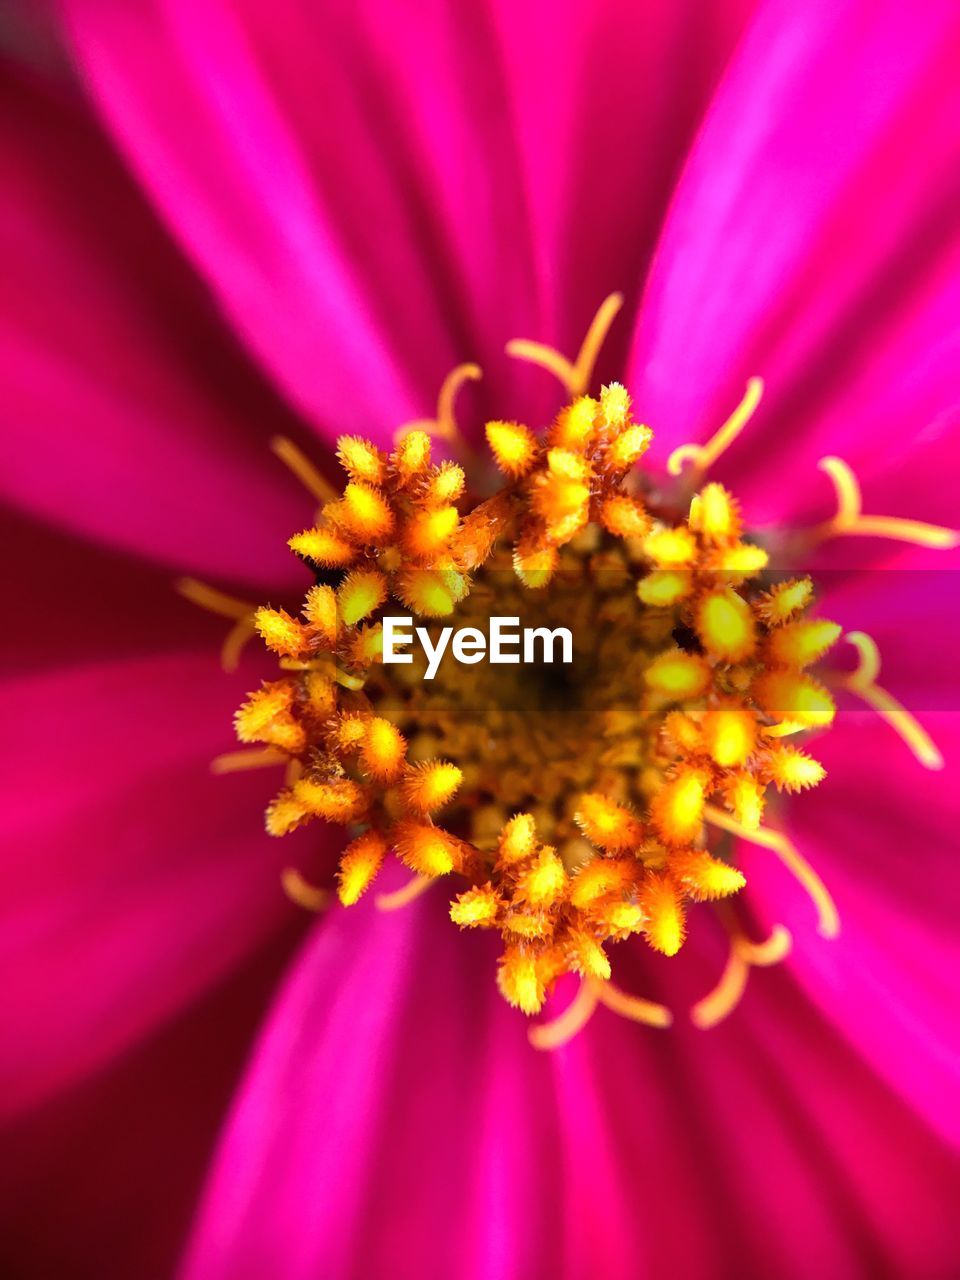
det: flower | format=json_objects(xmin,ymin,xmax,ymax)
[{"xmin": 2, "ymin": 3, "xmax": 959, "ymax": 1279}]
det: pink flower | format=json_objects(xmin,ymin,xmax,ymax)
[{"xmin": 2, "ymin": 2, "xmax": 959, "ymax": 1277}]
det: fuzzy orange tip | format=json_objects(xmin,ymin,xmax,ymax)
[
  {"xmin": 337, "ymin": 568, "xmax": 388, "ymax": 627},
  {"xmin": 423, "ymin": 461, "xmax": 466, "ymax": 504},
  {"xmin": 637, "ymin": 570, "xmax": 693, "ymax": 607},
  {"xmin": 401, "ymin": 761, "xmax": 463, "ymax": 814},
  {"xmin": 516, "ymin": 846, "xmax": 567, "ymax": 908},
  {"xmin": 360, "ymin": 717, "xmax": 407, "ymax": 781},
  {"xmin": 766, "ymin": 618, "xmax": 842, "ymax": 668},
  {"xmin": 569, "ymin": 857, "xmax": 636, "ymax": 908},
  {"xmin": 724, "ymin": 772, "xmax": 765, "ymax": 829},
  {"xmin": 758, "ymin": 577, "xmax": 814, "ymax": 625},
  {"xmin": 234, "ymin": 681, "xmax": 293, "ymax": 741},
  {"xmin": 347, "ymin": 623, "xmax": 384, "ymax": 667},
  {"xmin": 393, "ymin": 429, "xmax": 432, "ymax": 481},
  {"xmin": 575, "ymin": 793, "xmax": 644, "ymax": 852},
  {"xmin": 485, "ymin": 420, "xmax": 538, "ymax": 477},
  {"xmin": 403, "ymin": 504, "xmax": 460, "ymax": 561},
  {"xmin": 661, "ymin": 710, "xmax": 703, "ymax": 754},
  {"xmin": 701, "ymin": 705, "xmax": 757, "ymax": 767},
  {"xmin": 531, "ymin": 473, "xmax": 590, "ymax": 542},
  {"xmin": 303, "ymin": 584, "xmax": 339, "ymax": 644},
  {"xmin": 332, "ymin": 482, "xmax": 395, "ymax": 543},
  {"xmin": 595, "ymin": 900, "xmax": 646, "ymax": 937},
  {"xmin": 671, "ymin": 850, "xmax": 746, "ymax": 901},
  {"xmin": 394, "ymin": 569, "xmax": 463, "ymax": 617},
  {"xmin": 338, "ymin": 830, "xmax": 389, "ymax": 905},
  {"xmin": 549, "ymin": 395, "xmax": 597, "ymax": 450},
  {"xmin": 766, "ymin": 746, "xmax": 826, "ymax": 792},
  {"xmin": 513, "ymin": 540, "xmax": 558, "ymax": 589},
  {"xmin": 695, "ymin": 588, "xmax": 757, "ymax": 662},
  {"xmin": 643, "ymin": 525, "xmax": 698, "ymax": 567},
  {"xmin": 265, "ymin": 791, "xmax": 309, "ymax": 836},
  {"xmin": 710, "ymin": 543, "xmax": 769, "ymax": 576},
  {"xmin": 288, "ymin": 527, "xmax": 357, "ymax": 567},
  {"xmin": 640, "ymin": 875, "xmax": 685, "ymax": 955},
  {"xmin": 303, "ymin": 671, "xmax": 336, "ymax": 720},
  {"xmin": 754, "ymin": 670, "xmax": 836, "ymax": 728},
  {"xmin": 451, "ymin": 883, "xmax": 502, "ymax": 927},
  {"xmin": 651, "ymin": 770, "xmax": 707, "ymax": 845},
  {"xmin": 688, "ymin": 483, "xmax": 741, "ymax": 543},
  {"xmin": 293, "ymin": 776, "xmax": 368, "ymax": 823},
  {"xmin": 336, "ymin": 435, "xmax": 387, "ymax": 486},
  {"xmin": 600, "ymin": 494, "xmax": 650, "ymax": 539},
  {"xmin": 605, "ymin": 422, "xmax": 652, "ymax": 473},
  {"xmin": 599, "ymin": 381, "xmax": 631, "ymax": 432},
  {"xmin": 497, "ymin": 948, "xmax": 545, "ymax": 1014},
  {"xmin": 566, "ymin": 930, "xmax": 611, "ymax": 981},
  {"xmin": 498, "ymin": 813, "xmax": 538, "ymax": 864},
  {"xmin": 644, "ymin": 649, "xmax": 711, "ymax": 700},
  {"xmin": 393, "ymin": 821, "xmax": 461, "ymax": 877},
  {"xmin": 254, "ymin": 606, "xmax": 309, "ymax": 658}
]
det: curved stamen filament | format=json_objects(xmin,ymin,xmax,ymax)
[
  {"xmin": 528, "ymin": 980, "xmax": 601, "ymax": 1050},
  {"xmin": 815, "ymin": 457, "xmax": 958, "ymax": 549},
  {"xmin": 843, "ymin": 632, "xmax": 943, "ymax": 770},
  {"xmin": 506, "ymin": 292, "xmax": 624, "ymax": 397},
  {"xmin": 691, "ymin": 923, "xmax": 791, "ymax": 1029},
  {"xmin": 704, "ymin": 805, "xmax": 840, "ymax": 939},
  {"xmin": 397, "ymin": 363, "xmax": 483, "ymax": 452},
  {"xmin": 270, "ymin": 436, "xmax": 339, "ymax": 505},
  {"xmin": 281, "ymin": 867, "xmax": 330, "ymax": 912},
  {"xmin": 176, "ymin": 578, "xmax": 258, "ymax": 671},
  {"xmin": 176, "ymin": 577, "xmax": 255, "ymax": 620},
  {"xmin": 595, "ymin": 979, "xmax": 673, "ymax": 1028},
  {"xmin": 376, "ymin": 873, "xmax": 435, "ymax": 911},
  {"xmin": 666, "ymin": 377, "xmax": 764, "ymax": 477},
  {"xmin": 211, "ymin": 747, "xmax": 287, "ymax": 774}
]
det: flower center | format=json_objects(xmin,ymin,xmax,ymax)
[{"xmin": 183, "ymin": 296, "xmax": 956, "ymax": 1045}]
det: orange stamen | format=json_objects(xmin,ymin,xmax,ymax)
[
  {"xmin": 815, "ymin": 457, "xmax": 958, "ymax": 549},
  {"xmin": 666, "ymin": 378, "xmax": 764, "ymax": 477},
  {"xmin": 842, "ymin": 632, "xmax": 943, "ymax": 770},
  {"xmin": 281, "ymin": 867, "xmax": 330, "ymax": 912}
]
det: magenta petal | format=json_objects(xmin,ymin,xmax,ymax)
[
  {"xmin": 741, "ymin": 714, "xmax": 960, "ymax": 1147},
  {"xmin": 60, "ymin": 0, "xmax": 433, "ymax": 439},
  {"xmin": 182, "ymin": 885, "xmax": 958, "ymax": 1279},
  {"xmin": 0, "ymin": 651, "xmax": 295, "ymax": 1117},
  {"xmin": 0, "ymin": 67, "xmax": 316, "ymax": 585},
  {"xmin": 628, "ymin": 0, "xmax": 960, "ymax": 502}
]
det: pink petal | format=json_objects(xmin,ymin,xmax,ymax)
[
  {"xmin": 60, "ymin": 0, "xmax": 756, "ymax": 437},
  {"xmin": 628, "ymin": 0, "xmax": 960, "ymax": 513},
  {"xmin": 0, "ymin": 927, "xmax": 302, "ymax": 1280},
  {"xmin": 740, "ymin": 713, "xmax": 960, "ymax": 1147},
  {"xmin": 0, "ymin": 649, "xmax": 300, "ymax": 1117},
  {"xmin": 0, "ymin": 65, "xmax": 312, "ymax": 585},
  {"xmin": 181, "ymin": 882, "xmax": 959, "ymax": 1278}
]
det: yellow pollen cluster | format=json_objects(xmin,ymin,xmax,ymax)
[{"xmin": 233, "ymin": 381, "xmax": 847, "ymax": 1017}]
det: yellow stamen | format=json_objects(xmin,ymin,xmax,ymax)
[
  {"xmin": 843, "ymin": 632, "xmax": 943, "ymax": 770},
  {"xmin": 704, "ymin": 805, "xmax": 840, "ymax": 938},
  {"xmin": 528, "ymin": 980, "xmax": 601, "ymax": 1050},
  {"xmin": 376, "ymin": 873, "xmax": 435, "ymax": 912},
  {"xmin": 210, "ymin": 747, "xmax": 286, "ymax": 774},
  {"xmin": 596, "ymin": 979, "xmax": 673, "ymax": 1028},
  {"xmin": 816, "ymin": 457, "xmax": 959, "ymax": 548},
  {"xmin": 691, "ymin": 923, "xmax": 791, "ymax": 1028},
  {"xmin": 666, "ymin": 378, "xmax": 764, "ymax": 477},
  {"xmin": 176, "ymin": 577, "xmax": 255, "ymax": 620},
  {"xmin": 270, "ymin": 436, "xmax": 339, "ymax": 504},
  {"xmin": 398, "ymin": 363, "xmax": 482, "ymax": 448},
  {"xmin": 220, "ymin": 615, "xmax": 257, "ymax": 673},
  {"xmin": 281, "ymin": 867, "xmax": 330, "ymax": 912},
  {"xmin": 505, "ymin": 293, "xmax": 624, "ymax": 397}
]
